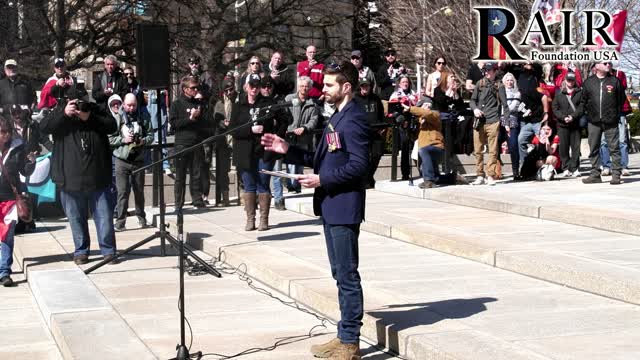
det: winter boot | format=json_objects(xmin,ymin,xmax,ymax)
[
  {"xmin": 243, "ymin": 193, "xmax": 257, "ymax": 231},
  {"xmin": 258, "ymin": 193, "xmax": 272, "ymax": 231}
]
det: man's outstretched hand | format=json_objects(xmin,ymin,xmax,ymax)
[{"xmin": 261, "ymin": 133, "xmax": 289, "ymax": 154}]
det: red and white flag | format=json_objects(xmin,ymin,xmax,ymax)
[
  {"xmin": 531, "ymin": 0, "xmax": 562, "ymax": 24},
  {"xmin": 589, "ymin": 10, "xmax": 627, "ymax": 52}
]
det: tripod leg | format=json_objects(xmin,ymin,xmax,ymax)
[
  {"xmin": 84, "ymin": 232, "xmax": 161, "ymax": 274},
  {"xmin": 164, "ymin": 233, "xmax": 222, "ymax": 278}
]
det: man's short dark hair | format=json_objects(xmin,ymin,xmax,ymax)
[{"xmin": 323, "ymin": 61, "xmax": 359, "ymax": 90}]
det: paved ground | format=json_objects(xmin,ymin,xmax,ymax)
[{"xmin": 12, "ymin": 219, "xmax": 397, "ymax": 359}]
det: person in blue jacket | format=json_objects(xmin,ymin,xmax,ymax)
[{"xmin": 261, "ymin": 60, "xmax": 369, "ymax": 360}]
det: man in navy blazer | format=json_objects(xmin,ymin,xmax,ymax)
[{"xmin": 262, "ymin": 61, "xmax": 369, "ymax": 359}]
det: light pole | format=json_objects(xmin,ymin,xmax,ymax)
[{"xmin": 365, "ymin": 1, "xmax": 379, "ymax": 65}]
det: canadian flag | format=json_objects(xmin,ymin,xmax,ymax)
[{"xmin": 589, "ymin": 10, "xmax": 627, "ymax": 52}]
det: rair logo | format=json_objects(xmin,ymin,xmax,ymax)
[{"xmin": 473, "ymin": 6, "xmax": 620, "ymax": 62}]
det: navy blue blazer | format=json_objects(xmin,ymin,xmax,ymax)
[{"xmin": 285, "ymin": 100, "xmax": 369, "ymax": 225}]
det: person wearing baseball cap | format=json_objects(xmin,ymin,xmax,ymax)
[
  {"xmin": 38, "ymin": 58, "xmax": 77, "ymax": 109},
  {"xmin": 0, "ymin": 59, "xmax": 36, "ymax": 109},
  {"xmin": 354, "ymin": 71, "xmax": 385, "ymax": 189},
  {"xmin": 351, "ymin": 50, "xmax": 377, "ymax": 94},
  {"xmin": 230, "ymin": 67, "xmax": 290, "ymax": 231},
  {"xmin": 376, "ymin": 48, "xmax": 407, "ymax": 100}
]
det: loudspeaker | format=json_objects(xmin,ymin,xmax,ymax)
[{"xmin": 136, "ymin": 23, "xmax": 170, "ymax": 89}]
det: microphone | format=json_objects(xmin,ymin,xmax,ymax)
[{"xmin": 260, "ymin": 98, "xmax": 300, "ymax": 112}]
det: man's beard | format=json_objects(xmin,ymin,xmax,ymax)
[
  {"xmin": 191, "ymin": 68, "xmax": 200, "ymax": 76},
  {"xmin": 325, "ymin": 91, "xmax": 343, "ymax": 105}
]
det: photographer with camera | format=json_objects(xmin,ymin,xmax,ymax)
[
  {"xmin": 92, "ymin": 55, "xmax": 127, "ymax": 112},
  {"xmin": 38, "ymin": 58, "xmax": 77, "ymax": 110},
  {"xmin": 469, "ymin": 62, "xmax": 508, "ymax": 186},
  {"xmin": 40, "ymin": 89, "xmax": 118, "ymax": 265},
  {"xmin": 109, "ymin": 93, "xmax": 153, "ymax": 232}
]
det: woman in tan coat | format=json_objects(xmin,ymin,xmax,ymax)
[{"xmin": 402, "ymin": 102, "xmax": 444, "ymax": 188}]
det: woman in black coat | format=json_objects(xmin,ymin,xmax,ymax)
[
  {"xmin": 552, "ymin": 73, "xmax": 583, "ymax": 177},
  {"xmin": 231, "ymin": 75, "xmax": 288, "ymax": 231},
  {"xmin": 0, "ymin": 115, "xmax": 36, "ymax": 287}
]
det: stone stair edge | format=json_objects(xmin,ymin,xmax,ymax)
[
  {"xmin": 13, "ymin": 229, "xmax": 158, "ymax": 360},
  {"xmin": 283, "ymin": 195, "xmax": 640, "ymax": 305},
  {"xmin": 167, "ymin": 214, "xmax": 550, "ymax": 359}
]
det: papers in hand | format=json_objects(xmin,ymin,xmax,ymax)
[{"xmin": 259, "ymin": 169, "xmax": 299, "ymax": 180}]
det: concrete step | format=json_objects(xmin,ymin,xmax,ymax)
[
  {"xmin": 373, "ymin": 166, "xmax": 640, "ymax": 237},
  {"xmin": 162, "ymin": 204, "xmax": 640, "ymax": 359},
  {"xmin": 283, "ymin": 190, "xmax": 640, "ymax": 306},
  {"xmin": 13, "ymin": 225, "xmax": 158, "ymax": 360}
]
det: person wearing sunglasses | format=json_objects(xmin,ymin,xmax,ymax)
[
  {"xmin": 350, "ymin": 50, "xmax": 377, "ymax": 94},
  {"xmin": 376, "ymin": 48, "xmax": 407, "ymax": 100},
  {"xmin": 122, "ymin": 66, "xmax": 140, "ymax": 96},
  {"xmin": 169, "ymin": 76, "xmax": 210, "ymax": 211},
  {"xmin": 238, "ymin": 56, "xmax": 263, "ymax": 97},
  {"xmin": 261, "ymin": 61, "xmax": 369, "ymax": 360},
  {"xmin": 231, "ymin": 74, "xmax": 289, "ymax": 231},
  {"xmin": 186, "ymin": 56, "xmax": 214, "ymax": 102},
  {"xmin": 424, "ymin": 56, "xmax": 448, "ymax": 98},
  {"xmin": 296, "ymin": 45, "xmax": 325, "ymax": 103}
]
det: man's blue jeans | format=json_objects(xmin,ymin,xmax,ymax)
[
  {"xmin": 419, "ymin": 145, "xmax": 443, "ymax": 181},
  {"xmin": 600, "ymin": 115, "xmax": 629, "ymax": 169},
  {"xmin": 271, "ymin": 159, "xmax": 284, "ymax": 202},
  {"xmin": 60, "ymin": 187, "xmax": 116, "ymax": 257},
  {"xmin": 0, "ymin": 220, "xmax": 16, "ymax": 278},
  {"xmin": 323, "ymin": 223, "xmax": 363, "ymax": 344},
  {"xmin": 240, "ymin": 159, "xmax": 274, "ymax": 194},
  {"xmin": 518, "ymin": 121, "xmax": 541, "ymax": 167}
]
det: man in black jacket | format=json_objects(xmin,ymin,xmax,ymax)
[
  {"xmin": 579, "ymin": 61, "xmax": 626, "ymax": 185},
  {"xmin": 92, "ymin": 55, "xmax": 127, "ymax": 112},
  {"xmin": 40, "ymin": 89, "xmax": 118, "ymax": 265},
  {"xmin": 170, "ymin": 76, "xmax": 209, "ymax": 211},
  {"xmin": 376, "ymin": 48, "xmax": 407, "ymax": 100},
  {"xmin": 266, "ymin": 51, "xmax": 295, "ymax": 99},
  {"xmin": 354, "ymin": 78, "xmax": 385, "ymax": 188},
  {"xmin": 0, "ymin": 59, "xmax": 36, "ymax": 109}
]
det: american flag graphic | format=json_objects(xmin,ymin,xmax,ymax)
[{"xmin": 487, "ymin": 9, "xmax": 510, "ymax": 60}]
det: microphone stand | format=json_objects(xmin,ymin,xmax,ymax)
[{"xmin": 84, "ymin": 104, "xmax": 280, "ymax": 360}]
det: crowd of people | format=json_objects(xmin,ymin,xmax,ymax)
[{"xmin": 0, "ymin": 44, "xmax": 636, "ymax": 359}]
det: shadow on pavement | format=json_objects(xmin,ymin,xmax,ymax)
[
  {"xmin": 367, "ymin": 297, "xmax": 498, "ymax": 352},
  {"xmin": 272, "ymin": 218, "xmax": 323, "ymax": 228}
]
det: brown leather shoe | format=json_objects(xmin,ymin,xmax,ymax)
[
  {"xmin": 328, "ymin": 342, "xmax": 361, "ymax": 360},
  {"xmin": 310, "ymin": 337, "xmax": 341, "ymax": 358},
  {"xmin": 73, "ymin": 254, "xmax": 89, "ymax": 265}
]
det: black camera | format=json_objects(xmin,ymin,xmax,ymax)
[{"xmin": 76, "ymin": 100, "xmax": 91, "ymax": 112}]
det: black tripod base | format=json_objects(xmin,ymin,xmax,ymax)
[{"xmin": 170, "ymin": 345, "xmax": 201, "ymax": 360}]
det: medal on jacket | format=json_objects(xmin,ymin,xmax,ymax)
[{"xmin": 326, "ymin": 123, "xmax": 341, "ymax": 152}]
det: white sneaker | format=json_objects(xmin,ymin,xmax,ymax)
[
  {"xmin": 471, "ymin": 177, "xmax": 485, "ymax": 186},
  {"xmin": 558, "ymin": 170, "xmax": 571, "ymax": 178},
  {"xmin": 622, "ymin": 168, "xmax": 631, "ymax": 176},
  {"xmin": 486, "ymin": 176, "xmax": 496, "ymax": 186},
  {"xmin": 602, "ymin": 167, "xmax": 611, "ymax": 176},
  {"xmin": 572, "ymin": 170, "xmax": 581, "ymax": 177}
]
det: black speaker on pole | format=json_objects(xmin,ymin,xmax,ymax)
[{"xmin": 136, "ymin": 23, "xmax": 170, "ymax": 89}]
